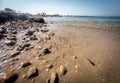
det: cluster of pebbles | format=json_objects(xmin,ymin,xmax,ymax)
[{"xmin": 0, "ymin": 19, "xmax": 68, "ymax": 83}]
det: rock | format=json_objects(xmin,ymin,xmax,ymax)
[
  {"xmin": 5, "ymin": 40, "xmax": 16, "ymax": 46},
  {"xmin": 11, "ymin": 30, "xmax": 17, "ymax": 34},
  {"xmin": 72, "ymin": 56, "xmax": 77, "ymax": 60},
  {"xmin": 0, "ymin": 33, "xmax": 3, "ymax": 39},
  {"xmin": 22, "ymin": 43, "xmax": 31, "ymax": 48},
  {"xmin": 41, "ymin": 28, "xmax": 49, "ymax": 33},
  {"xmin": 38, "ymin": 46, "xmax": 42, "ymax": 49},
  {"xmin": 46, "ymin": 64, "xmax": 53, "ymax": 69},
  {"xmin": 0, "ymin": 27, "xmax": 6, "ymax": 33},
  {"xmin": 48, "ymin": 32, "xmax": 54, "ymax": 36},
  {"xmin": 1, "ymin": 70, "xmax": 18, "ymax": 83},
  {"xmin": 10, "ymin": 51, "xmax": 20, "ymax": 57},
  {"xmin": 21, "ymin": 61, "xmax": 31, "ymax": 67},
  {"xmin": 49, "ymin": 72, "xmax": 58, "ymax": 83},
  {"xmin": 16, "ymin": 46, "xmax": 24, "ymax": 51},
  {"xmin": 42, "ymin": 34, "xmax": 51, "ymax": 40},
  {"xmin": 30, "ymin": 35, "xmax": 37, "ymax": 40},
  {"xmin": 25, "ymin": 30, "xmax": 34, "ymax": 36},
  {"xmin": 7, "ymin": 35, "xmax": 16, "ymax": 40},
  {"xmin": 31, "ymin": 17, "xmax": 45, "ymax": 23},
  {"xmin": 22, "ymin": 74, "xmax": 27, "ymax": 79},
  {"xmin": 27, "ymin": 67, "xmax": 38, "ymax": 78},
  {"xmin": 59, "ymin": 65, "xmax": 67, "ymax": 75},
  {"xmin": 40, "ymin": 48, "xmax": 50, "ymax": 55}
]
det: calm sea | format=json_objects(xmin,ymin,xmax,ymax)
[{"xmin": 45, "ymin": 16, "xmax": 120, "ymax": 27}]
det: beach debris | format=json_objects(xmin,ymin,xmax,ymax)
[
  {"xmin": 59, "ymin": 65, "xmax": 67, "ymax": 75},
  {"xmin": 27, "ymin": 67, "xmax": 38, "ymax": 78},
  {"xmin": 87, "ymin": 59, "xmax": 96, "ymax": 66}
]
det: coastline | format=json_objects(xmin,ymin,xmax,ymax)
[{"xmin": 0, "ymin": 22, "xmax": 120, "ymax": 83}]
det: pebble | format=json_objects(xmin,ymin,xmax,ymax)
[
  {"xmin": 1, "ymin": 70, "xmax": 18, "ymax": 83},
  {"xmin": 59, "ymin": 65, "xmax": 67, "ymax": 75},
  {"xmin": 10, "ymin": 51, "xmax": 21, "ymax": 58},
  {"xmin": 46, "ymin": 64, "xmax": 53, "ymax": 69},
  {"xmin": 72, "ymin": 56, "xmax": 77, "ymax": 60},
  {"xmin": 50, "ymin": 72, "xmax": 58, "ymax": 83},
  {"xmin": 21, "ymin": 61, "xmax": 31, "ymax": 67},
  {"xmin": 27, "ymin": 67, "xmax": 38, "ymax": 78},
  {"xmin": 41, "ymin": 48, "xmax": 50, "ymax": 55},
  {"xmin": 5, "ymin": 40, "xmax": 16, "ymax": 46}
]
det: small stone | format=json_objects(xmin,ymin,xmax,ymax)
[
  {"xmin": 5, "ymin": 40, "xmax": 16, "ymax": 46},
  {"xmin": 7, "ymin": 35, "xmax": 16, "ymax": 40},
  {"xmin": 27, "ymin": 67, "xmax": 38, "ymax": 78},
  {"xmin": 59, "ymin": 65, "xmax": 67, "ymax": 75},
  {"xmin": 10, "ymin": 51, "xmax": 21, "ymax": 58},
  {"xmin": 2, "ymin": 70, "xmax": 18, "ymax": 83},
  {"xmin": 38, "ymin": 46, "xmax": 42, "ymax": 49},
  {"xmin": 41, "ymin": 28, "xmax": 49, "ymax": 33},
  {"xmin": 42, "ymin": 34, "xmax": 51, "ymax": 40},
  {"xmin": 75, "ymin": 65, "xmax": 79, "ymax": 69},
  {"xmin": 46, "ymin": 64, "xmax": 53, "ymax": 69},
  {"xmin": 22, "ymin": 74, "xmax": 27, "ymax": 79},
  {"xmin": 48, "ymin": 32, "xmax": 54, "ymax": 36},
  {"xmin": 72, "ymin": 56, "xmax": 77, "ymax": 60},
  {"xmin": 46, "ymin": 69, "xmax": 49, "ymax": 72},
  {"xmin": 21, "ymin": 61, "xmax": 31, "ymax": 67},
  {"xmin": 41, "ymin": 48, "xmax": 50, "ymax": 55},
  {"xmin": 50, "ymin": 72, "xmax": 58, "ymax": 83}
]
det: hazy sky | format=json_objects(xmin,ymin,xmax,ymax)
[{"xmin": 0, "ymin": 0, "xmax": 120, "ymax": 16}]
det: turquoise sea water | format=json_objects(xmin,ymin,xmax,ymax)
[{"xmin": 46, "ymin": 16, "xmax": 120, "ymax": 27}]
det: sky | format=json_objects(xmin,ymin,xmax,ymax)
[{"xmin": 0, "ymin": 0, "xmax": 120, "ymax": 16}]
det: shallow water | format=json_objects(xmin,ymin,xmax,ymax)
[{"xmin": 45, "ymin": 17, "xmax": 120, "ymax": 28}]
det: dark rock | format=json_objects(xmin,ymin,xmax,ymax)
[
  {"xmin": 41, "ymin": 28, "xmax": 49, "ymax": 33},
  {"xmin": 25, "ymin": 30, "xmax": 34, "ymax": 36},
  {"xmin": 30, "ymin": 35, "xmax": 37, "ymax": 40},
  {"xmin": 21, "ymin": 61, "xmax": 31, "ymax": 67},
  {"xmin": 1, "ymin": 70, "xmax": 18, "ymax": 83},
  {"xmin": 30, "ymin": 18, "xmax": 45, "ymax": 23},
  {"xmin": 0, "ymin": 33, "xmax": 3, "ymax": 39},
  {"xmin": 16, "ymin": 46, "xmax": 24, "ymax": 51},
  {"xmin": 22, "ymin": 43, "xmax": 31, "ymax": 48},
  {"xmin": 5, "ymin": 40, "xmax": 16, "ymax": 46},
  {"xmin": 27, "ymin": 67, "xmax": 38, "ymax": 78},
  {"xmin": 41, "ymin": 48, "xmax": 50, "ymax": 55},
  {"xmin": 10, "ymin": 51, "xmax": 20, "ymax": 57},
  {"xmin": 7, "ymin": 35, "xmax": 16, "ymax": 40},
  {"xmin": 0, "ymin": 27, "xmax": 6, "ymax": 33}
]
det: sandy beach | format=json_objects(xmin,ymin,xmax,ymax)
[{"xmin": 0, "ymin": 22, "xmax": 120, "ymax": 83}]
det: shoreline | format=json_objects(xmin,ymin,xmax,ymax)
[{"xmin": 0, "ymin": 22, "xmax": 120, "ymax": 83}]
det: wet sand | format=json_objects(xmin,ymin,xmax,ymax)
[{"xmin": 0, "ymin": 23, "xmax": 120, "ymax": 83}]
